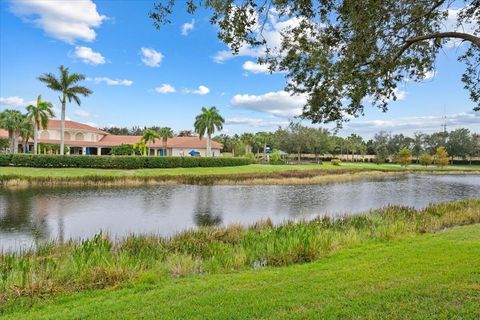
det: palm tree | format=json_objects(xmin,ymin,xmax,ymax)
[
  {"xmin": 38, "ymin": 65, "xmax": 92, "ymax": 155},
  {"xmin": 141, "ymin": 128, "xmax": 160, "ymax": 156},
  {"xmin": 0, "ymin": 109, "xmax": 25, "ymax": 153},
  {"xmin": 158, "ymin": 127, "xmax": 174, "ymax": 156},
  {"xmin": 194, "ymin": 107, "xmax": 224, "ymax": 157},
  {"xmin": 240, "ymin": 133, "xmax": 255, "ymax": 154},
  {"xmin": 26, "ymin": 95, "xmax": 55, "ymax": 154},
  {"xmin": 19, "ymin": 118, "xmax": 33, "ymax": 153}
]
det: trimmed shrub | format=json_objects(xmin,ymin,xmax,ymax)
[
  {"xmin": 331, "ymin": 159, "xmax": 341, "ymax": 166},
  {"xmin": 0, "ymin": 154, "xmax": 252, "ymax": 169},
  {"xmin": 110, "ymin": 144, "xmax": 136, "ymax": 156}
]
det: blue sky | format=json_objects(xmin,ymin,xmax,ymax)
[{"xmin": 0, "ymin": 0, "xmax": 478, "ymax": 138}]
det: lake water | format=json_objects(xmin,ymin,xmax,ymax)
[{"xmin": 0, "ymin": 174, "xmax": 479, "ymax": 251}]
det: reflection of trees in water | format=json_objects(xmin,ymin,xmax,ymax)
[
  {"xmin": 193, "ymin": 186, "xmax": 222, "ymax": 227},
  {"xmin": 0, "ymin": 189, "xmax": 49, "ymax": 242}
]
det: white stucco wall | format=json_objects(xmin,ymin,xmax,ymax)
[
  {"xmin": 171, "ymin": 148, "xmax": 222, "ymax": 157},
  {"xmin": 39, "ymin": 129, "xmax": 104, "ymax": 142}
]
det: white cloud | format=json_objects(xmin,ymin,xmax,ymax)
[
  {"xmin": 140, "ymin": 47, "xmax": 164, "ymax": 67},
  {"xmin": 226, "ymin": 117, "xmax": 289, "ymax": 127},
  {"xmin": 74, "ymin": 109, "xmax": 91, "ymax": 117},
  {"xmin": 10, "ymin": 0, "xmax": 106, "ymax": 44},
  {"xmin": 0, "ymin": 96, "xmax": 27, "ymax": 107},
  {"xmin": 343, "ymin": 111, "xmax": 480, "ymax": 134},
  {"xmin": 185, "ymin": 85, "xmax": 210, "ymax": 95},
  {"xmin": 181, "ymin": 19, "xmax": 195, "ymax": 36},
  {"xmin": 71, "ymin": 46, "xmax": 105, "ymax": 65},
  {"xmin": 155, "ymin": 84, "xmax": 176, "ymax": 94},
  {"xmin": 231, "ymin": 91, "xmax": 306, "ymax": 117},
  {"xmin": 242, "ymin": 61, "xmax": 271, "ymax": 74},
  {"xmin": 213, "ymin": 13, "xmax": 303, "ymax": 63},
  {"xmin": 90, "ymin": 77, "xmax": 133, "ymax": 86}
]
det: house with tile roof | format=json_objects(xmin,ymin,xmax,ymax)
[{"xmin": 0, "ymin": 120, "xmax": 222, "ymax": 157}]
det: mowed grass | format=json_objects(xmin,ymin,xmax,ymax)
[
  {"xmin": 4, "ymin": 224, "xmax": 480, "ymax": 319},
  {"xmin": 1, "ymin": 162, "xmax": 479, "ymax": 179}
]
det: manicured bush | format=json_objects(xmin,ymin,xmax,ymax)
[
  {"xmin": 110, "ymin": 144, "xmax": 136, "ymax": 156},
  {"xmin": 331, "ymin": 159, "xmax": 341, "ymax": 166},
  {"xmin": 0, "ymin": 154, "xmax": 252, "ymax": 169}
]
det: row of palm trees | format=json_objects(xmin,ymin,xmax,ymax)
[
  {"xmin": 0, "ymin": 95, "xmax": 54, "ymax": 154},
  {"xmin": 138, "ymin": 107, "xmax": 225, "ymax": 157},
  {"xmin": 2, "ymin": 64, "xmax": 225, "ymax": 157}
]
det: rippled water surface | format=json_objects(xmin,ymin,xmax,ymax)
[{"xmin": 1, "ymin": 174, "xmax": 479, "ymax": 251}]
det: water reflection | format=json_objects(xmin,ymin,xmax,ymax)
[
  {"xmin": 193, "ymin": 186, "xmax": 222, "ymax": 227},
  {"xmin": 0, "ymin": 174, "xmax": 479, "ymax": 251}
]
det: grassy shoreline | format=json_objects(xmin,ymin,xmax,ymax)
[
  {"xmin": 1, "ymin": 199, "xmax": 479, "ymax": 313},
  {"xmin": 6, "ymin": 223, "xmax": 479, "ymax": 319},
  {"xmin": 1, "ymin": 163, "xmax": 479, "ymax": 187}
]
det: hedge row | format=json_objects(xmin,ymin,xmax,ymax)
[{"xmin": 0, "ymin": 154, "xmax": 252, "ymax": 169}]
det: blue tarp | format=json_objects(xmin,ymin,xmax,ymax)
[{"xmin": 189, "ymin": 150, "xmax": 200, "ymax": 156}]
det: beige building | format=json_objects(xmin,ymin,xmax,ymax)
[{"xmin": 0, "ymin": 120, "xmax": 222, "ymax": 156}]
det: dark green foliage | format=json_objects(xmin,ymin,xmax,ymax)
[
  {"xmin": 151, "ymin": 1, "xmax": 480, "ymax": 123},
  {"xmin": 0, "ymin": 154, "xmax": 252, "ymax": 169},
  {"xmin": 110, "ymin": 144, "xmax": 135, "ymax": 156}
]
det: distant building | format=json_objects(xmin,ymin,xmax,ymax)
[{"xmin": 0, "ymin": 120, "xmax": 222, "ymax": 156}]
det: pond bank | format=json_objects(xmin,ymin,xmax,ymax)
[
  {"xmin": 0, "ymin": 170, "xmax": 407, "ymax": 188},
  {"xmin": 1, "ymin": 199, "xmax": 479, "ymax": 314},
  {"xmin": 2, "ymin": 162, "xmax": 479, "ymax": 188}
]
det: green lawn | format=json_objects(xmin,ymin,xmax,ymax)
[
  {"xmin": 5, "ymin": 224, "xmax": 480, "ymax": 319},
  {"xmin": 1, "ymin": 162, "xmax": 479, "ymax": 179}
]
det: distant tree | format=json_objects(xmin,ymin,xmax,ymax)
[
  {"xmin": 110, "ymin": 144, "xmax": 136, "ymax": 156},
  {"xmin": 0, "ymin": 109, "xmax": 25, "ymax": 153},
  {"xmin": 158, "ymin": 127, "xmax": 174, "ymax": 156},
  {"xmin": 141, "ymin": 128, "xmax": 160, "ymax": 156},
  {"xmin": 397, "ymin": 147, "xmax": 412, "ymax": 167},
  {"xmin": 434, "ymin": 147, "xmax": 449, "ymax": 168},
  {"xmin": 194, "ymin": 106, "xmax": 225, "ymax": 157},
  {"xmin": 446, "ymin": 128, "xmax": 472, "ymax": 164},
  {"xmin": 255, "ymin": 131, "xmax": 273, "ymax": 159},
  {"xmin": 346, "ymin": 133, "xmax": 365, "ymax": 161},
  {"xmin": 178, "ymin": 130, "xmax": 194, "ymax": 137},
  {"xmin": 38, "ymin": 65, "xmax": 92, "ymax": 155},
  {"xmin": 412, "ymin": 132, "xmax": 426, "ymax": 163},
  {"xmin": 151, "ymin": 1, "xmax": 480, "ymax": 124},
  {"xmin": 19, "ymin": 117, "xmax": 33, "ymax": 153},
  {"xmin": 240, "ymin": 132, "xmax": 255, "ymax": 154},
  {"xmin": 419, "ymin": 152, "xmax": 433, "ymax": 167},
  {"xmin": 26, "ymin": 95, "xmax": 55, "ymax": 154},
  {"xmin": 375, "ymin": 145, "xmax": 389, "ymax": 164},
  {"xmin": 470, "ymin": 133, "xmax": 480, "ymax": 164},
  {"xmin": 424, "ymin": 132, "xmax": 448, "ymax": 153},
  {"xmin": 102, "ymin": 127, "xmax": 132, "ymax": 135},
  {"xmin": 131, "ymin": 126, "xmax": 144, "ymax": 135}
]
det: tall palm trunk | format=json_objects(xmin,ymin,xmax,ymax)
[
  {"xmin": 13, "ymin": 131, "xmax": 19, "ymax": 154},
  {"xmin": 33, "ymin": 123, "xmax": 39, "ymax": 155},
  {"xmin": 8, "ymin": 130, "xmax": 14, "ymax": 153},
  {"xmin": 207, "ymin": 134, "xmax": 212, "ymax": 157},
  {"xmin": 163, "ymin": 139, "xmax": 167, "ymax": 156},
  {"xmin": 60, "ymin": 98, "xmax": 66, "ymax": 155}
]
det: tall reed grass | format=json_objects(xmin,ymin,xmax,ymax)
[{"xmin": 1, "ymin": 199, "xmax": 479, "ymax": 310}]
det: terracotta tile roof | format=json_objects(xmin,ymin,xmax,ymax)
[
  {"xmin": 98, "ymin": 135, "xmax": 222, "ymax": 149},
  {"xmin": 0, "ymin": 126, "xmax": 222, "ymax": 149},
  {"xmin": 47, "ymin": 120, "xmax": 108, "ymax": 135}
]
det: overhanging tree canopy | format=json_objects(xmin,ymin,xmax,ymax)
[{"xmin": 150, "ymin": 0, "xmax": 479, "ymax": 125}]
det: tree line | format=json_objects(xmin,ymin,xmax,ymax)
[{"xmin": 212, "ymin": 123, "xmax": 480, "ymax": 164}]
